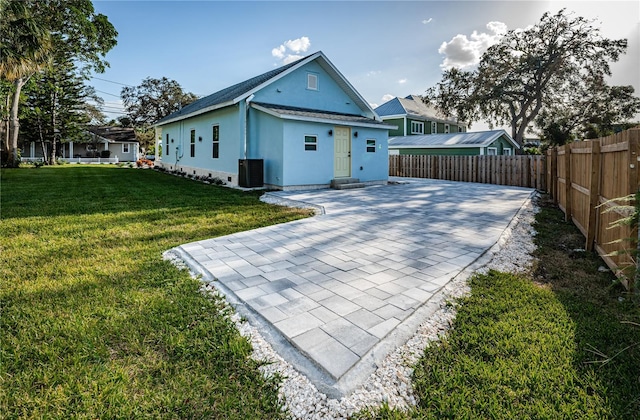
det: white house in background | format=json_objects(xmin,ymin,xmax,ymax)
[
  {"xmin": 20, "ymin": 126, "xmax": 139, "ymax": 163},
  {"xmin": 154, "ymin": 51, "xmax": 394, "ymax": 189}
]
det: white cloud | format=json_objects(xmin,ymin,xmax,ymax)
[
  {"xmin": 272, "ymin": 36, "xmax": 311, "ymax": 64},
  {"xmin": 366, "ymin": 70, "xmax": 381, "ymax": 77},
  {"xmin": 398, "ymin": 78, "xmax": 407, "ymax": 84},
  {"xmin": 369, "ymin": 102, "xmax": 379, "ymax": 109},
  {"xmin": 438, "ymin": 21, "xmax": 507, "ymax": 69},
  {"xmin": 381, "ymin": 94, "xmax": 395, "ymax": 103},
  {"xmin": 422, "ymin": 18, "xmax": 433, "ymax": 24}
]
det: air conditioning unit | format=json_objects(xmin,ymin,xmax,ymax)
[{"xmin": 238, "ymin": 159, "xmax": 264, "ymax": 188}]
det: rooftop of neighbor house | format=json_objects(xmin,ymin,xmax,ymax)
[
  {"xmin": 86, "ymin": 126, "xmax": 137, "ymax": 143},
  {"xmin": 389, "ymin": 129, "xmax": 519, "ymax": 148},
  {"xmin": 375, "ymin": 95, "xmax": 461, "ymax": 124}
]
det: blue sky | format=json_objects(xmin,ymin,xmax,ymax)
[{"xmin": 91, "ymin": 1, "xmax": 640, "ymax": 129}]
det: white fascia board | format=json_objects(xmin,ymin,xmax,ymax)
[
  {"xmin": 314, "ymin": 53, "xmax": 378, "ymax": 119},
  {"xmin": 233, "ymin": 52, "xmax": 322, "ymax": 105},
  {"xmin": 380, "ymin": 114, "xmax": 407, "ymax": 120},
  {"xmin": 389, "ymin": 144, "xmax": 484, "ymax": 149},
  {"xmin": 154, "ymin": 100, "xmax": 236, "ymax": 127}
]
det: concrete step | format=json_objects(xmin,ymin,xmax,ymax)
[
  {"xmin": 333, "ymin": 182, "xmax": 366, "ymax": 190},
  {"xmin": 330, "ymin": 178, "xmax": 360, "ymax": 188}
]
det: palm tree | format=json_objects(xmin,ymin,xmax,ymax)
[{"xmin": 0, "ymin": 0, "xmax": 51, "ymax": 167}]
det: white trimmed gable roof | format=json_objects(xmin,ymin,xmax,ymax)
[
  {"xmin": 156, "ymin": 51, "xmax": 379, "ymax": 126},
  {"xmin": 389, "ymin": 130, "xmax": 520, "ymax": 149}
]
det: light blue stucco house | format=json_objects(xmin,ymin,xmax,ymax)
[{"xmin": 155, "ymin": 51, "xmax": 394, "ymax": 189}]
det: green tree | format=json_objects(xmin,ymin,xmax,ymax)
[
  {"xmin": 425, "ymin": 9, "xmax": 637, "ymax": 146},
  {"xmin": 0, "ymin": 0, "xmax": 51, "ymax": 167},
  {"xmin": 121, "ymin": 77, "xmax": 198, "ymax": 153},
  {"xmin": 0, "ymin": 0, "xmax": 116, "ymax": 167},
  {"xmin": 20, "ymin": 53, "xmax": 103, "ymax": 163}
]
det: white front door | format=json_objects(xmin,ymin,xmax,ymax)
[{"xmin": 334, "ymin": 126, "xmax": 351, "ymax": 178}]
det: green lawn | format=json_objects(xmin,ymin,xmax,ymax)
[
  {"xmin": 356, "ymin": 198, "xmax": 640, "ymax": 419},
  {"xmin": 4, "ymin": 167, "xmax": 640, "ymax": 419},
  {"xmin": 0, "ymin": 165, "xmax": 310, "ymax": 419}
]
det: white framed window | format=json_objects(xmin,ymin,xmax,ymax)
[
  {"xmin": 122, "ymin": 143, "xmax": 130, "ymax": 153},
  {"xmin": 190, "ymin": 129, "xmax": 196, "ymax": 157},
  {"xmin": 431, "ymin": 121, "xmax": 437, "ymax": 134},
  {"xmin": 410, "ymin": 121, "xmax": 424, "ymax": 134},
  {"xmin": 212, "ymin": 125, "xmax": 220, "ymax": 158},
  {"xmin": 307, "ymin": 73, "xmax": 318, "ymax": 91},
  {"xmin": 165, "ymin": 134, "xmax": 169, "ymax": 157},
  {"xmin": 304, "ymin": 135, "xmax": 317, "ymax": 151},
  {"xmin": 444, "ymin": 123, "xmax": 450, "ymax": 134},
  {"xmin": 366, "ymin": 139, "xmax": 376, "ymax": 153},
  {"xmin": 503, "ymin": 148, "xmax": 512, "ymax": 156},
  {"xmin": 487, "ymin": 147, "xmax": 498, "ymax": 155}
]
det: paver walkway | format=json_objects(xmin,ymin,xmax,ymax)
[{"xmin": 170, "ymin": 178, "xmax": 534, "ymax": 397}]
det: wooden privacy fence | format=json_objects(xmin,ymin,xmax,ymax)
[
  {"xmin": 546, "ymin": 127, "xmax": 640, "ymax": 291},
  {"xmin": 389, "ymin": 154, "xmax": 546, "ymax": 190}
]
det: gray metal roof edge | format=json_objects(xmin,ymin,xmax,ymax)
[
  {"xmin": 251, "ymin": 102, "xmax": 396, "ymax": 129},
  {"xmin": 388, "ymin": 129, "xmax": 518, "ymax": 148}
]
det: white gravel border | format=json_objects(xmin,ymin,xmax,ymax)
[{"xmin": 166, "ymin": 191, "xmax": 540, "ymax": 419}]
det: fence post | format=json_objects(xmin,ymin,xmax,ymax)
[
  {"xmin": 564, "ymin": 144, "xmax": 572, "ymax": 222},
  {"xmin": 549, "ymin": 148, "xmax": 557, "ymax": 202},
  {"xmin": 628, "ymin": 130, "xmax": 640, "ymax": 293},
  {"xmin": 585, "ymin": 140, "xmax": 601, "ymax": 251}
]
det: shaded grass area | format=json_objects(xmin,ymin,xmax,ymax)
[
  {"xmin": 0, "ymin": 165, "xmax": 310, "ymax": 418},
  {"xmin": 356, "ymin": 195, "xmax": 640, "ymax": 419}
]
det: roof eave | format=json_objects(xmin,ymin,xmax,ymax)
[
  {"xmin": 154, "ymin": 101, "xmax": 236, "ymax": 127},
  {"xmin": 252, "ymin": 103, "xmax": 396, "ymax": 130}
]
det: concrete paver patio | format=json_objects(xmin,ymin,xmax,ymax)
[{"xmin": 170, "ymin": 178, "xmax": 534, "ymax": 397}]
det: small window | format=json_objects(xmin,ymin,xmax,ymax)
[
  {"xmin": 190, "ymin": 130, "xmax": 196, "ymax": 157},
  {"xmin": 122, "ymin": 143, "xmax": 130, "ymax": 154},
  {"xmin": 503, "ymin": 148, "xmax": 512, "ymax": 156},
  {"xmin": 410, "ymin": 121, "xmax": 424, "ymax": 134},
  {"xmin": 165, "ymin": 134, "xmax": 169, "ymax": 157},
  {"xmin": 366, "ymin": 139, "xmax": 376, "ymax": 153},
  {"xmin": 212, "ymin": 125, "xmax": 220, "ymax": 159},
  {"xmin": 307, "ymin": 73, "xmax": 318, "ymax": 90},
  {"xmin": 431, "ymin": 122, "xmax": 437, "ymax": 134},
  {"xmin": 304, "ymin": 135, "xmax": 317, "ymax": 151},
  {"xmin": 487, "ymin": 147, "xmax": 498, "ymax": 156},
  {"xmin": 444, "ymin": 124, "xmax": 450, "ymax": 134}
]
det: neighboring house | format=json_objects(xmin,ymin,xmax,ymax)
[
  {"xmin": 374, "ymin": 95, "xmax": 466, "ymax": 137},
  {"xmin": 388, "ymin": 129, "xmax": 520, "ymax": 156},
  {"xmin": 20, "ymin": 126, "xmax": 139, "ymax": 162},
  {"xmin": 155, "ymin": 51, "xmax": 394, "ymax": 189}
]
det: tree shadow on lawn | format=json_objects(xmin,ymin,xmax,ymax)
[
  {"xmin": 532, "ymin": 196, "xmax": 640, "ymax": 418},
  {"xmin": 0, "ymin": 165, "xmax": 278, "ymax": 219}
]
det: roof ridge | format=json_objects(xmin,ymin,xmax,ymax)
[{"xmin": 156, "ymin": 52, "xmax": 319, "ymax": 125}]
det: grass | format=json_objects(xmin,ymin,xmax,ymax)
[
  {"xmin": 355, "ymin": 196, "xmax": 640, "ymax": 419},
  {"xmin": 0, "ymin": 165, "xmax": 310, "ymax": 419}
]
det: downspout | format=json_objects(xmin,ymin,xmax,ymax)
[
  {"xmin": 403, "ymin": 116, "xmax": 407, "ymax": 136},
  {"xmin": 244, "ymin": 94, "xmax": 254, "ymax": 159}
]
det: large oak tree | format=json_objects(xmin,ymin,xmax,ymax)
[
  {"xmin": 121, "ymin": 77, "xmax": 198, "ymax": 153},
  {"xmin": 425, "ymin": 9, "xmax": 640, "ymax": 146}
]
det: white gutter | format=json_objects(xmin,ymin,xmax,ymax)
[{"xmin": 244, "ymin": 94, "xmax": 254, "ymax": 159}]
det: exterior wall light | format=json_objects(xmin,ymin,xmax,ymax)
[
  {"xmin": 328, "ymin": 129, "xmax": 333, "ymax": 136},
  {"xmin": 353, "ymin": 131, "xmax": 358, "ymax": 138}
]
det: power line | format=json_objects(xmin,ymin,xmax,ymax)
[
  {"xmin": 95, "ymin": 89, "xmax": 121, "ymax": 98},
  {"xmin": 92, "ymin": 76, "xmax": 134, "ymax": 87}
]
